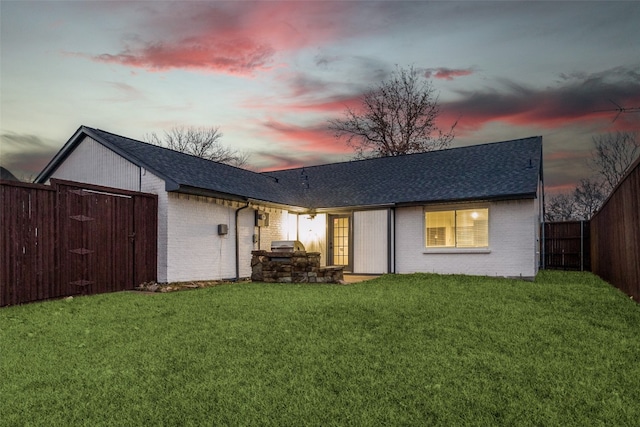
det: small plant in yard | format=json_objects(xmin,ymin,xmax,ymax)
[{"xmin": 1, "ymin": 271, "xmax": 639, "ymax": 426}]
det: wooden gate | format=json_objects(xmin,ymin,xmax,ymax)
[
  {"xmin": 58, "ymin": 182, "xmax": 136, "ymax": 297},
  {"xmin": 1, "ymin": 179, "xmax": 157, "ymax": 306}
]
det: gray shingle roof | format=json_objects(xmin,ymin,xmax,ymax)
[
  {"xmin": 39, "ymin": 126, "xmax": 542, "ymax": 209},
  {"xmin": 267, "ymin": 136, "xmax": 542, "ymax": 208},
  {"xmin": 83, "ymin": 127, "xmax": 299, "ymax": 205}
]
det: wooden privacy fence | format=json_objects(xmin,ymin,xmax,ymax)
[
  {"xmin": 1, "ymin": 179, "xmax": 157, "ymax": 306},
  {"xmin": 591, "ymin": 156, "xmax": 640, "ymax": 301},
  {"xmin": 543, "ymin": 221, "xmax": 590, "ymax": 271}
]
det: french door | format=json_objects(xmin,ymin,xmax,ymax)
[{"xmin": 329, "ymin": 215, "xmax": 352, "ymax": 271}]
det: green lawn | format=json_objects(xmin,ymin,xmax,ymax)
[{"xmin": 1, "ymin": 271, "xmax": 639, "ymax": 426}]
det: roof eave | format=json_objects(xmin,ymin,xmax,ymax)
[
  {"xmin": 393, "ymin": 192, "xmax": 539, "ymax": 208},
  {"xmin": 170, "ymin": 185, "xmax": 248, "ymax": 203},
  {"xmin": 171, "ymin": 185, "xmax": 307, "ymax": 212},
  {"xmin": 35, "ymin": 125, "xmax": 86, "ymax": 183},
  {"xmin": 307, "ymin": 192, "xmax": 538, "ymax": 212}
]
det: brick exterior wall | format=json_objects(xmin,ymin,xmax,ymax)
[
  {"xmin": 395, "ymin": 199, "xmax": 539, "ymax": 279},
  {"xmin": 140, "ymin": 172, "xmax": 169, "ymax": 282},
  {"xmin": 255, "ymin": 209, "xmax": 289, "ymax": 251},
  {"xmin": 165, "ymin": 193, "xmax": 257, "ymax": 282}
]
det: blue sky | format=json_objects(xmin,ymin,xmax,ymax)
[{"xmin": 1, "ymin": 1, "xmax": 639, "ymax": 192}]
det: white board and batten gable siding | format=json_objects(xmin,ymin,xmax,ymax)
[
  {"xmin": 395, "ymin": 199, "xmax": 539, "ymax": 279},
  {"xmin": 353, "ymin": 210, "xmax": 389, "ymax": 274},
  {"xmin": 49, "ymin": 137, "xmax": 141, "ymax": 191}
]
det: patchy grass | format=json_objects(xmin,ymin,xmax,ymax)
[{"xmin": 1, "ymin": 271, "xmax": 639, "ymax": 426}]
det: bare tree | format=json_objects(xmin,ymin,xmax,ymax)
[
  {"xmin": 146, "ymin": 126, "xmax": 249, "ymax": 167},
  {"xmin": 546, "ymin": 178, "xmax": 607, "ymax": 221},
  {"xmin": 548, "ymin": 131, "xmax": 640, "ymax": 222},
  {"xmin": 545, "ymin": 193, "xmax": 577, "ymax": 221},
  {"xmin": 590, "ymin": 131, "xmax": 639, "ymax": 191},
  {"xmin": 572, "ymin": 178, "xmax": 606, "ymax": 220},
  {"xmin": 328, "ymin": 65, "xmax": 455, "ymax": 159}
]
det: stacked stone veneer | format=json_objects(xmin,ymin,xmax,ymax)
[{"xmin": 251, "ymin": 250, "xmax": 344, "ymax": 283}]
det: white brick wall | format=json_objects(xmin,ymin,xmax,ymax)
[
  {"xmin": 141, "ymin": 171, "xmax": 168, "ymax": 282},
  {"xmin": 255, "ymin": 209, "xmax": 289, "ymax": 251},
  {"xmin": 165, "ymin": 194, "xmax": 258, "ymax": 282},
  {"xmin": 299, "ymin": 214, "xmax": 327, "ymax": 266},
  {"xmin": 395, "ymin": 199, "xmax": 539, "ymax": 278}
]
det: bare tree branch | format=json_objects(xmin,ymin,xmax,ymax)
[
  {"xmin": 546, "ymin": 131, "xmax": 638, "ymax": 221},
  {"xmin": 590, "ymin": 131, "xmax": 639, "ymax": 191},
  {"xmin": 572, "ymin": 178, "xmax": 606, "ymax": 220},
  {"xmin": 145, "ymin": 126, "xmax": 249, "ymax": 168},
  {"xmin": 329, "ymin": 65, "xmax": 455, "ymax": 159},
  {"xmin": 545, "ymin": 193, "xmax": 577, "ymax": 221}
]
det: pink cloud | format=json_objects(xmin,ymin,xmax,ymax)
[
  {"xmin": 545, "ymin": 150, "xmax": 592, "ymax": 162},
  {"xmin": 258, "ymin": 152, "xmax": 338, "ymax": 172},
  {"xmin": 262, "ymin": 120, "xmax": 352, "ymax": 154},
  {"xmin": 93, "ymin": 38, "xmax": 275, "ymax": 75},
  {"xmin": 285, "ymin": 95, "xmax": 365, "ymax": 114},
  {"xmin": 85, "ymin": 2, "xmax": 362, "ymax": 75},
  {"xmin": 545, "ymin": 183, "xmax": 580, "ymax": 195},
  {"xmin": 242, "ymin": 90, "xmax": 364, "ymax": 116},
  {"xmin": 424, "ymin": 67, "xmax": 474, "ymax": 81},
  {"xmin": 440, "ymin": 70, "xmax": 640, "ymax": 133}
]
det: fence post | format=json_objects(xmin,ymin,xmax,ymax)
[
  {"xmin": 541, "ymin": 222, "xmax": 545, "ymax": 270},
  {"xmin": 580, "ymin": 220, "xmax": 584, "ymax": 272}
]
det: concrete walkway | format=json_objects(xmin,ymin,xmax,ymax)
[{"xmin": 342, "ymin": 274, "xmax": 380, "ymax": 284}]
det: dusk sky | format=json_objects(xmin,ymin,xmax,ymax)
[{"xmin": 1, "ymin": 1, "xmax": 639, "ymax": 192}]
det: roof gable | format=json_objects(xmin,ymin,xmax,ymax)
[{"xmin": 37, "ymin": 126, "xmax": 542, "ymax": 209}]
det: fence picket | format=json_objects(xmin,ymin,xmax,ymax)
[
  {"xmin": 0, "ymin": 180, "xmax": 157, "ymax": 306},
  {"xmin": 543, "ymin": 221, "xmax": 590, "ymax": 271},
  {"xmin": 591, "ymin": 156, "xmax": 640, "ymax": 301}
]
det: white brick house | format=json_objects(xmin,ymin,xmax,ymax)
[{"xmin": 37, "ymin": 126, "xmax": 544, "ymax": 282}]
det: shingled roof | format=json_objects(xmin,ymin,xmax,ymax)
[
  {"xmin": 268, "ymin": 136, "xmax": 542, "ymax": 209},
  {"xmin": 37, "ymin": 126, "xmax": 542, "ymax": 209}
]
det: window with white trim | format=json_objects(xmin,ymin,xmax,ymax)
[{"xmin": 425, "ymin": 208, "xmax": 488, "ymax": 248}]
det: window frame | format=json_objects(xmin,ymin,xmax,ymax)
[{"xmin": 423, "ymin": 206, "xmax": 490, "ymax": 253}]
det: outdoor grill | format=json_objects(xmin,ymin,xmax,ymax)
[{"xmin": 270, "ymin": 240, "xmax": 306, "ymax": 253}]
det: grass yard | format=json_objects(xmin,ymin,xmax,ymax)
[{"xmin": 1, "ymin": 271, "xmax": 639, "ymax": 426}]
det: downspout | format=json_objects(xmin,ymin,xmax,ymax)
[
  {"xmin": 391, "ymin": 206, "xmax": 397, "ymax": 274},
  {"xmin": 235, "ymin": 202, "xmax": 250, "ymax": 281},
  {"xmin": 387, "ymin": 207, "xmax": 393, "ymax": 274},
  {"xmin": 540, "ymin": 145, "xmax": 546, "ymax": 271}
]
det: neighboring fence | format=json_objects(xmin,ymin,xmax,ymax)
[
  {"xmin": 1, "ymin": 179, "xmax": 157, "ymax": 306},
  {"xmin": 591, "ymin": 156, "xmax": 640, "ymax": 301},
  {"xmin": 543, "ymin": 221, "xmax": 591, "ymax": 271}
]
